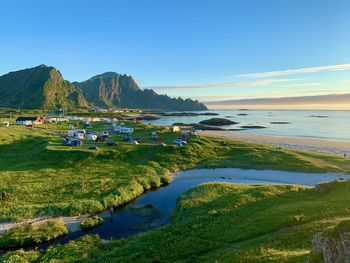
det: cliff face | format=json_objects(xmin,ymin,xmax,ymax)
[
  {"xmin": 0, "ymin": 65, "xmax": 88, "ymax": 110},
  {"xmin": 74, "ymin": 72, "xmax": 208, "ymax": 111},
  {"xmin": 307, "ymin": 221, "xmax": 350, "ymax": 263}
]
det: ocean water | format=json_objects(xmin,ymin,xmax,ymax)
[{"xmin": 145, "ymin": 110, "xmax": 350, "ymax": 141}]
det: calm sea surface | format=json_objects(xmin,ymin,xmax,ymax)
[{"xmin": 145, "ymin": 110, "xmax": 350, "ymax": 141}]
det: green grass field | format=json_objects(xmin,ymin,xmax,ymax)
[
  {"xmin": 0, "ymin": 218, "xmax": 67, "ymax": 250},
  {"xmin": 0, "ymin": 120, "xmax": 349, "ymax": 222},
  {"xmin": 1, "ymin": 118, "xmax": 350, "ymax": 262},
  {"xmin": 4, "ymin": 180, "xmax": 350, "ymax": 262},
  {"xmin": 95, "ymin": 180, "xmax": 350, "ymax": 263}
]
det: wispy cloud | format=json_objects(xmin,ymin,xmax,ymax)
[
  {"xmin": 145, "ymin": 78, "xmax": 296, "ymax": 90},
  {"xmin": 299, "ymin": 89, "xmax": 350, "ymax": 94},
  {"xmin": 284, "ymin": 82, "xmax": 321, "ymax": 88},
  {"xmin": 341, "ymin": 79, "xmax": 350, "ymax": 83},
  {"xmin": 238, "ymin": 63, "xmax": 350, "ymax": 78}
]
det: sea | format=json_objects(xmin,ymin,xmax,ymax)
[{"xmin": 144, "ymin": 110, "xmax": 350, "ymax": 141}]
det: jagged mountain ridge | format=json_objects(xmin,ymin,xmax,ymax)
[
  {"xmin": 0, "ymin": 65, "xmax": 207, "ymax": 111},
  {"xmin": 73, "ymin": 72, "xmax": 208, "ymax": 110}
]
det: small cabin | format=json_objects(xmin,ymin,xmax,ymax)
[{"xmin": 15, "ymin": 117, "xmax": 43, "ymax": 125}]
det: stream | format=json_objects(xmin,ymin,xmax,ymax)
[{"xmin": 21, "ymin": 168, "xmax": 350, "ymax": 251}]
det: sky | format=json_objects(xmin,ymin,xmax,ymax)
[{"xmin": 1, "ymin": 0, "xmax": 350, "ymax": 104}]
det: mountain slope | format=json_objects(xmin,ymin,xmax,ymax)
[
  {"xmin": 0, "ymin": 65, "xmax": 88, "ymax": 110},
  {"xmin": 74, "ymin": 72, "xmax": 207, "ymax": 111}
]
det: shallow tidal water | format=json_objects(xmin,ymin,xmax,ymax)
[
  {"xmin": 145, "ymin": 110, "xmax": 350, "ymax": 141},
  {"xmin": 32, "ymin": 168, "xmax": 348, "ymax": 250}
]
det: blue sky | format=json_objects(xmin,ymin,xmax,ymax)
[{"xmin": 1, "ymin": 0, "xmax": 350, "ymax": 102}]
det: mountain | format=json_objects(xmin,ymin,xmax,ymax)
[
  {"xmin": 0, "ymin": 65, "xmax": 88, "ymax": 110},
  {"xmin": 73, "ymin": 72, "xmax": 207, "ymax": 111}
]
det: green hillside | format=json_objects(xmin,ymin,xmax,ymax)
[{"xmin": 0, "ymin": 65, "xmax": 88, "ymax": 110}]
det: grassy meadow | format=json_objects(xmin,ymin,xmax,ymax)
[
  {"xmin": 0, "ymin": 115, "xmax": 350, "ymax": 261},
  {"xmin": 3, "ymin": 180, "xmax": 350, "ymax": 262},
  {"xmin": 1, "ymin": 119, "xmax": 349, "ymax": 222}
]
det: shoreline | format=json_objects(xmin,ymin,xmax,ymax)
[{"xmin": 196, "ymin": 130, "xmax": 350, "ymax": 156}]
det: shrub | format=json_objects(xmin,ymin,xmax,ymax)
[{"xmin": 80, "ymin": 216, "xmax": 104, "ymax": 231}]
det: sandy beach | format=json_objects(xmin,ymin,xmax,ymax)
[{"xmin": 196, "ymin": 130, "xmax": 350, "ymax": 156}]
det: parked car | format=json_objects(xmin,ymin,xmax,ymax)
[
  {"xmin": 178, "ymin": 137, "xmax": 188, "ymax": 142},
  {"xmin": 106, "ymin": 141, "xmax": 118, "ymax": 146},
  {"xmin": 95, "ymin": 136, "xmax": 106, "ymax": 142},
  {"xmin": 63, "ymin": 137, "xmax": 83, "ymax": 146},
  {"xmin": 129, "ymin": 140, "xmax": 139, "ymax": 145},
  {"xmin": 101, "ymin": 131, "xmax": 109, "ymax": 137},
  {"xmin": 174, "ymin": 141, "xmax": 184, "ymax": 147},
  {"xmin": 132, "ymin": 138, "xmax": 142, "ymax": 143},
  {"xmin": 88, "ymin": 146, "xmax": 99, "ymax": 150},
  {"xmin": 174, "ymin": 138, "xmax": 186, "ymax": 145},
  {"xmin": 151, "ymin": 131, "xmax": 157, "ymax": 139}
]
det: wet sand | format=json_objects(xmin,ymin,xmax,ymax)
[{"xmin": 197, "ymin": 130, "xmax": 350, "ymax": 156}]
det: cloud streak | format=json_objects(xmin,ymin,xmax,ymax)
[
  {"xmin": 284, "ymin": 82, "xmax": 321, "ymax": 88},
  {"xmin": 145, "ymin": 78, "xmax": 296, "ymax": 90},
  {"xmin": 238, "ymin": 63, "xmax": 350, "ymax": 78}
]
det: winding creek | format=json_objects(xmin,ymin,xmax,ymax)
[{"xmin": 7, "ymin": 168, "xmax": 350, "ymax": 252}]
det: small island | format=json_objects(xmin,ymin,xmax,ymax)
[{"xmin": 199, "ymin": 118, "xmax": 238, "ymax": 126}]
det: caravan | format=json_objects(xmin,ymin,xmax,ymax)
[
  {"xmin": 87, "ymin": 134, "xmax": 98, "ymax": 141},
  {"xmin": 76, "ymin": 131, "xmax": 85, "ymax": 140},
  {"xmin": 113, "ymin": 125, "xmax": 134, "ymax": 134},
  {"xmin": 68, "ymin": 130, "xmax": 75, "ymax": 137}
]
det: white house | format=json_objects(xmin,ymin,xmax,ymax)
[{"xmin": 16, "ymin": 117, "xmax": 43, "ymax": 125}]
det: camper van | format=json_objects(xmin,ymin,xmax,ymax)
[
  {"xmin": 114, "ymin": 125, "xmax": 134, "ymax": 134},
  {"xmin": 68, "ymin": 130, "xmax": 75, "ymax": 137},
  {"xmin": 87, "ymin": 134, "xmax": 98, "ymax": 141},
  {"xmin": 76, "ymin": 132, "xmax": 85, "ymax": 140}
]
